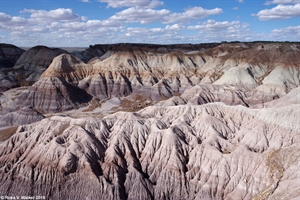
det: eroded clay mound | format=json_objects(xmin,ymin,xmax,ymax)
[
  {"xmin": 0, "ymin": 42, "xmax": 299, "ymax": 200},
  {"xmin": 7, "ymin": 77, "xmax": 92, "ymax": 113},
  {"xmin": 41, "ymin": 54, "xmax": 93, "ymax": 83},
  {"xmin": 0, "ymin": 43, "xmax": 25, "ymax": 69},
  {"xmin": 0, "ymin": 74, "xmax": 18, "ymax": 92},
  {"xmin": 11, "ymin": 46, "xmax": 68, "ymax": 85},
  {"xmin": 0, "ymin": 103, "xmax": 299, "ymax": 199},
  {"xmin": 0, "ymin": 42, "xmax": 298, "ymax": 113},
  {"xmin": 0, "ymin": 44, "xmax": 25, "ymax": 91},
  {"xmin": 83, "ymin": 43, "xmax": 299, "ymax": 100},
  {"xmin": 0, "ymin": 107, "xmax": 45, "ymax": 128}
]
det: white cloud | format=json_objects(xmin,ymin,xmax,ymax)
[
  {"xmin": 109, "ymin": 6, "xmax": 222, "ymax": 24},
  {"xmin": 10, "ymin": 17, "xmax": 28, "ymax": 25},
  {"xmin": 21, "ymin": 8, "xmax": 79, "ymax": 21},
  {"xmin": 271, "ymin": 25, "xmax": 300, "ymax": 40},
  {"xmin": 165, "ymin": 24, "xmax": 184, "ymax": 30},
  {"xmin": 272, "ymin": 25, "xmax": 299, "ymax": 33},
  {"xmin": 254, "ymin": 25, "xmax": 300, "ymax": 41},
  {"xmin": 81, "ymin": 16, "xmax": 88, "ymax": 21},
  {"xmin": 265, "ymin": 0, "xmax": 300, "ymax": 5},
  {"xmin": 48, "ymin": 19, "xmax": 121, "ymax": 33},
  {"xmin": 232, "ymin": 7, "xmax": 239, "ymax": 10},
  {"xmin": 121, "ymin": 26, "xmax": 188, "ymax": 43},
  {"xmin": 98, "ymin": 0, "xmax": 163, "ymax": 8},
  {"xmin": 238, "ymin": 0, "xmax": 244, "ymax": 3},
  {"xmin": 166, "ymin": 7, "xmax": 223, "ymax": 24},
  {"xmin": 187, "ymin": 20, "xmax": 251, "ymax": 41},
  {"xmin": 0, "ymin": 5, "xmax": 224, "ymax": 46},
  {"xmin": 81, "ymin": 0, "xmax": 90, "ymax": 2},
  {"xmin": 254, "ymin": 4, "xmax": 300, "ymax": 20},
  {"xmin": 187, "ymin": 20, "xmax": 242, "ymax": 31},
  {"xmin": 109, "ymin": 7, "xmax": 170, "ymax": 24},
  {"xmin": 0, "ymin": 8, "xmax": 121, "ymax": 39},
  {"xmin": 150, "ymin": 28, "xmax": 164, "ymax": 32},
  {"xmin": 1, "ymin": 4, "xmax": 298, "ymax": 47},
  {"xmin": 148, "ymin": 0, "xmax": 164, "ymax": 8},
  {"xmin": 0, "ymin": 13, "xmax": 28, "ymax": 30},
  {"xmin": 0, "ymin": 12, "xmax": 11, "ymax": 22}
]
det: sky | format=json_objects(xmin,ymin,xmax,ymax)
[{"xmin": 0, "ymin": 0, "xmax": 299, "ymax": 47}]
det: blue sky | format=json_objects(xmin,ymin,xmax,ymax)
[{"xmin": 0, "ymin": 0, "xmax": 299, "ymax": 47}]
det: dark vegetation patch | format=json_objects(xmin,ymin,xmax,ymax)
[
  {"xmin": 82, "ymin": 97, "xmax": 102, "ymax": 112},
  {"xmin": 0, "ymin": 126, "xmax": 18, "ymax": 141},
  {"xmin": 115, "ymin": 94, "xmax": 152, "ymax": 112}
]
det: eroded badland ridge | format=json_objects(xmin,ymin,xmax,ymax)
[{"xmin": 0, "ymin": 42, "xmax": 299, "ymax": 199}]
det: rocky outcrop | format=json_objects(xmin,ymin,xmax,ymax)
[{"xmin": 0, "ymin": 102, "xmax": 299, "ymax": 199}]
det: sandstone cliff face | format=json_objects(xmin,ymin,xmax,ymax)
[{"xmin": 0, "ymin": 42, "xmax": 299, "ymax": 199}]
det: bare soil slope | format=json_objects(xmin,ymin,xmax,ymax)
[{"xmin": 0, "ymin": 42, "xmax": 299, "ymax": 199}]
